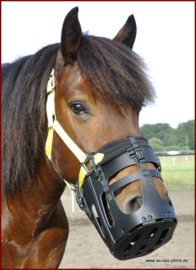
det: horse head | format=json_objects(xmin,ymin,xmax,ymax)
[{"xmin": 46, "ymin": 7, "xmax": 177, "ymax": 259}]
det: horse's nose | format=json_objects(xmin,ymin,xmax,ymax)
[
  {"xmin": 124, "ymin": 193, "xmax": 143, "ymax": 214},
  {"xmin": 122, "ymin": 181, "xmax": 171, "ymax": 214}
]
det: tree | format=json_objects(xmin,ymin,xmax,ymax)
[
  {"xmin": 164, "ymin": 145, "xmax": 186, "ymax": 151},
  {"xmin": 140, "ymin": 120, "xmax": 194, "ymax": 150},
  {"xmin": 148, "ymin": 137, "xmax": 165, "ymax": 152},
  {"xmin": 163, "ymin": 130, "xmax": 177, "ymax": 146},
  {"xmin": 140, "ymin": 123, "xmax": 172, "ymax": 141},
  {"xmin": 140, "ymin": 124, "xmax": 154, "ymax": 139},
  {"xmin": 176, "ymin": 120, "xmax": 195, "ymax": 150}
]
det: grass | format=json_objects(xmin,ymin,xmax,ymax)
[{"xmin": 159, "ymin": 155, "xmax": 195, "ymax": 191}]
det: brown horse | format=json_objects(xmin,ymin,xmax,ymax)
[{"xmin": 1, "ymin": 7, "xmax": 176, "ymax": 269}]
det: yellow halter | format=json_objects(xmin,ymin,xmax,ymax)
[{"xmin": 45, "ymin": 69, "xmax": 104, "ymax": 190}]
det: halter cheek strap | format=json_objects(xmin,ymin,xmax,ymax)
[{"xmin": 45, "ymin": 69, "xmax": 104, "ymax": 190}]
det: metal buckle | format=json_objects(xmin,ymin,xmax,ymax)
[
  {"xmin": 47, "ymin": 69, "xmax": 55, "ymax": 93},
  {"xmin": 81, "ymin": 157, "xmax": 95, "ymax": 177},
  {"xmin": 156, "ymin": 157, "xmax": 162, "ymax": 172},
  {"xmin": 135, "ymin": 148, "xmax": 145, "ymax": 162},
  {"xmin": 127, "ymin": 148, "xmax": 135, "ymax": 158},
  {"xmin": 127, "ymin": 147, "xmax": 145, "ymax": 163}
]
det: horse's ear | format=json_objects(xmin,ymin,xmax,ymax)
[
  {"xmin": 57, "ymin": 7, "xmax": 82, "ymax": 66},
  {"xmin": 113, "ymin": 15, "xmax": 137, "ymax": 49}
]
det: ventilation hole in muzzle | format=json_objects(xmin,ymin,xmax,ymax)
[
  {"xmin": 92, "ymin": 205, "xmax": 99, "ymax": 222},
  {"xmin": 124, "ymin": 234, "xmax": 141, "ymax": 254},
  {"xmin": 156, "ymin": 228, "xmax": 170, "ymax": 245},
  {"xmin": 102, "ymin": 193, "xmax": 115, "ymax": 227},
  {"xmin": 153, "ymin": 178, "xmax": 172, "ymax": 206},
  {"xmin": 136, "ymin": 245, "xmax": 146, "ymax": 256},
  {"xmin": 147, "ymin": 228, "xmax": 158, "ymax": 239},
  {"xmin": 113, "ymin": 180, "xmax": 143, "ymax": 214},
  {"xmin": 156, "ymin": 218, "xmax": 163, "ymax": 222},
  {"xmin": 109, "ymin": 165, "xmax": 139, "ymax": 186},
  {"xmin": 168, "ymin": 197, "xmax": 173, "ymax": 206},
  {"xmin": 91, "ymin": 205, "xmax": 105, "ymax": 238}
]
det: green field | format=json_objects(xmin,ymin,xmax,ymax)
[{"xmin": 159, "ymin": 155, "xmax": 195, "ymax": 191}]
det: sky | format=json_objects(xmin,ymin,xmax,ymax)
[{"xmin": 1, "ymin": 1, "xmax": 195, "ymax": 128}]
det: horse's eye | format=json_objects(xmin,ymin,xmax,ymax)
[{"xmin": 70, "ymin": 103, "xmax": 86, "ymax": 115}]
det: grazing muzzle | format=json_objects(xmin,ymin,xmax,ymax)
[{"xmin": 76, "ymin": 136, "xmax": 177, "ymax": 260}]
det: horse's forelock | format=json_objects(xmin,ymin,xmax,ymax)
[{"xmin": 77, "ymin": 35, "xmax": 155, "ymax": 112}]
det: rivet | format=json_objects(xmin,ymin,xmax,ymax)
[
  {"xmin": 148, "ymin": 215, "xmax": 153, "ymax": 219},
  {"xmin": 163, "ymin": 212, "xmax": 167, "ymax": 216},
  {"xmin": 168, "ymin": 212, "xmax": 172, "ymax": 216},
  {"xmin": 142, "ymin": 216, "xmax": 146, "ymax": 221}
]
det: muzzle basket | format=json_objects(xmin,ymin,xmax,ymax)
[{"xmin": 76, "ymin": 136, "xmax": 177, "ymax": 260}]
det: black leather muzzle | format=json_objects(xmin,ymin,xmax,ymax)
[{"xmin": 76, "ymin": 136, "xmax": 177, "ymax": 260}]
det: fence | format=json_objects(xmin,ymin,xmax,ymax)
[
  {"xmin": 158, "ymin": 155, "xmax": 194, "ymax": 191},
  {"xmin": 158, "ymin": 154, "xmax": 195, "ymax": 167},
  {"xmin": 155, "ymin": 150, "xmax": 195, "ymax": 156}
]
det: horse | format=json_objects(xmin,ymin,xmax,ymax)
[{"xmin": 1, "ymin": 7, "xmax": 177, "ymax": 269}]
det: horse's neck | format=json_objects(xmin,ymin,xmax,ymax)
[
  {"xmin": 2, "ymin": 158, "xmax": 68, "ymax": 268},
  {"xmin": 3, "ymin": 158, "xmax": 65, "ymax": 240}
]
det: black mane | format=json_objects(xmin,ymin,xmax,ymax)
[{"xmin": 2, "ymin": 44, "xmax": 59, "ymax": 194}]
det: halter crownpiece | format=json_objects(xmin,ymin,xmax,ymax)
[{"xmin": 45, "ymin": 69, "xmax": 177, "ymax": 260}]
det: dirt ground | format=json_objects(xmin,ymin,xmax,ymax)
[{"xmin": 59, "ymin": 190, "xmax": 194, "ymax": 269}]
